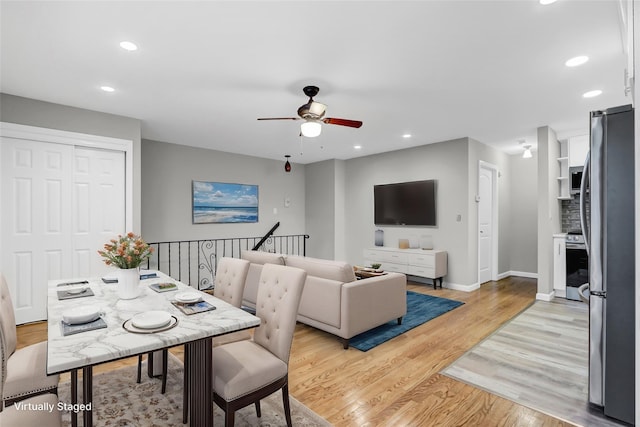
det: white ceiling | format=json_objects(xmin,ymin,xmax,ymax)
[{"xmin": 0, "ymin": 1, "xmax": 631, "ymax": 164}]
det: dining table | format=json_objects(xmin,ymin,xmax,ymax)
[{"xmin": 46, "ymin": 271, "xmax": 260, "ymax": 427}]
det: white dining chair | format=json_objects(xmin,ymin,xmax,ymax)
[
  {"xmin": 182, "ymin": 257, "xmax": 251, "ymax": 423},
  {"xmin": 0, "ymin": 299, "xmax": 62, "ymax": 426},
  {"xmin": 212, "ymin": 263, "xmax": 306, "ymax": 427},
  {"xmin": 0, "ymin": 274, "xmax": 59, "ymax": 407}
]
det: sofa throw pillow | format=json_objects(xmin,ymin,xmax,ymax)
[
  {"xmin": 240, "ymin": 250, "xmax": 285, "ymax": 266},
  {"xmin": 285, "ymin": 255, "xmax": 357, "ymax": 283}
]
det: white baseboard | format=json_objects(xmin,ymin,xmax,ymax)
[
  {"xmin": 444, "ymin": 282, "xmax": 480, "ymax": 292},
  {"xmin": 502, "ymin": 270, "xmax": 538, "ymax": 279},
  {"xmin": 536, "ymin": 290, "xmax": 556, "ymax": 301},
  {"xmin": 408, "ymin": 275, "xmax": 479, "ymax": 292}
]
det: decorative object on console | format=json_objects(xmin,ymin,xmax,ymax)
[
  {"xmin": 98, "ymin": 232, "xmax": 154, "ymax": 300},
  {"xmin": 420, "ymin": 235, "xmax": 433, "ymax": 250},
  {"xmin": 192, "ymin": 181, "xmax": 259, "ymax": 224},
  {"xmin": 374, "ymin": 229, "xmax": 384, "ymax": 246},
  {"xmin": 398, "ymin": 239, "xmax": 410, "ymax": 249},
  {"xmin": 409, "ymin": 237, "xmax": 420, "ymax": 249}
]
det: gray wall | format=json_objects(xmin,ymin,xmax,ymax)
[
  {"xmin": 508, "ymin": 152, "xmax": 538, "ymax": 274},
  {"xmin": 467, "ymin": 138, "xmax": 512, "ymax": 281},
  {"xmin": 0, "ymin": 93, "xmax": 143, "ymax": 230},
  {"xmin": 341, "ymin": 138, "xmax": 473, "ymax": 286},
  {"xmin": 304, "ymin": 160, "xmax": 336, "ymax": 259},
  {"xmin": 141, "ymin": 139, "xmax": 306, "ymax": 243}
]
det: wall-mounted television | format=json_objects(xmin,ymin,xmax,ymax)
[{"xmin": 374, "ymin": 180, "xmax": 436, "ymax": 226}]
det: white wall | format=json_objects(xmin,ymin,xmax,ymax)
[
  {"xmin": 536, "ymin": 126, "xmax": 561, "ymax": 299},
  {"xmin": 141, "ymin": 139, "xmax": 306, "ymax": 242}
]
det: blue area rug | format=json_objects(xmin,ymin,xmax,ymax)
[{"xmin": 350, "ymin": 291, "xmax": 464, "ymax": 351}]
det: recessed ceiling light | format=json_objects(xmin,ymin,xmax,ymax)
[
  {"xmin": 354, "ymin": 145, "xmax": 362, "ymax": 150},
  {"xmin": 565, "ymin": 55, "xmax": 589, "ymax": 67},
  {"xmin": 402, "ymin": 134, "xmax": 412, "ymax": 139},
  {"xmin": 583, "ymin": 90, "xmax": 602, "ymax": 98},
  {"xmin": 119, "ymin": 41, "xmax": 138, "ymax": 51},
  {"xmin": 100, "ymin": 86, "xmax": 115, "ymax": 93},
  {"xmin": 539, "ymin": 0, "xmax": 557, "ymax": 5}
]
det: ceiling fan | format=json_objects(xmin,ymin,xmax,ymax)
[{"xmin": 257, "ymin": 86, "xmax": 363, "ymax": 137}]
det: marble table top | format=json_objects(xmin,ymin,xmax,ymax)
[{"xmin": 47, "ymin": 272, "xmax": 260, "ymax": 375}]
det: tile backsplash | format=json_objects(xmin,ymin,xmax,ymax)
[{"xmin": 561, "ymin": 193, "xmax": 590, "ymax": 233}]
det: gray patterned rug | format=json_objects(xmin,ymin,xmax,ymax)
[{"xmin": 58, "ymin": 355, "xmax": 330, "ymax": 426}]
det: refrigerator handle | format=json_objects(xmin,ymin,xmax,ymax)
[{"xmin": 580, "ymin": 150, "xmax": 590, "ymax": 256}]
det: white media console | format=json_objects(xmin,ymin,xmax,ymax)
[{"xmin": 363, "ymin": 247, "xmax": 448, "ymax": 289}]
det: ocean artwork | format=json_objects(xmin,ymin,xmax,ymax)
[{"xmin": 192, "ymin": 181, "xmax": 258, "ymax": 224}]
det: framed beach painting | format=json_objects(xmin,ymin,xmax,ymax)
[{"xmin": 192, "ymin": 181, "xmax": 259, "ymax": 224}]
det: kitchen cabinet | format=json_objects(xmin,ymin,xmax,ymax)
[
  {"xmin": 557, "ymin": 139, "xmax": 571, "ymax": 199},
  {"xmin": 558, "ymin": 135, "xmax": 589, "ymax": 200},
  {"xmin": 553, "ymin": 234, "xmax": 566, "ymax": 298}
]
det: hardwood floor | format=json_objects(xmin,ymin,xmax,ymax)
[{"xmin": 17, "ymin": 276, "xmax": 575, "ymax": 426}]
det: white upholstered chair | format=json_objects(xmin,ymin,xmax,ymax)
[
  {"xmin": 0, "ymin": 274, "xmax": 59, "ymax": 406},
  {"xmin": 212, "ymin": 263, "xmax": 306, "ymax": 427},
  {"xmin": 182, "ymin": 257, "xmax": 251, "ymax": 423},
  {"xmin": 0, "ymin": 297, "xmax": 62, "ymax": 426}
]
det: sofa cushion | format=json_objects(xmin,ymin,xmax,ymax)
[
  {"xmin": 297, "ymin": 276, "xmax": 342, "ymax": 328},
  {"xmin": 285, "ymin": 255, "xmax": 356, "ymax": 283},
  {"xmin": 240, "ymin": 250, "xmax": 285, "ymax": 266}
]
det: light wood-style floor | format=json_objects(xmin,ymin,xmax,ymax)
[{"xmin": 17, "ymin": 277, "xmax": 576, "ymax": 426}]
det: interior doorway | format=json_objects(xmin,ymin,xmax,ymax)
[{"xmin": 478, "ymin": 161, "xmax": 498, "ymax": 285}]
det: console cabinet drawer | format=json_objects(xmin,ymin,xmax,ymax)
[
  {"xmin": 407, "ymin": 253, "xmax": 435, "ymax": 268},
  {"xmin": 363, "ymin": 248, "xmax": 447, "ymax": 282},
  {"xmin": 408, "ymin": 265, "xmax": 435, "ymax": 277}
]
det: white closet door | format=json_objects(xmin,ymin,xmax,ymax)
[
  {"xmin": 1, "ymin": 138, "xmax": 75, "ymax": 323},
  {"xmin": 72, "ymin": 147, "xmax": 125, "ymax": 278},
  {"xmin": 1, "ymin": 137, "xmax": 127, "ymax": 324}
]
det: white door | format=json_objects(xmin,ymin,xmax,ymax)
[
  {"xmin": 478, "ymin": 164, "xmax": 494, "ymax": 284},
  {"xmin": 1, "ymin": 126, "xmax": 129, "ymax": 324},
  {"xmin": 72, "ymin": 147, "xmax": 125, "ymax": 278},
  {"xmin": 1, "ymin": 138, "xmax": 75, "ymax": 322}
]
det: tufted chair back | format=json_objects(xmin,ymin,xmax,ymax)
[
  {"xmin": 213, "ymin": 258, "xmax": 250, "ymax": 308},
  {"xmin": 0, "ymin": 275, "xmax": 17, "ymax": 357},
  {"xmin": 0, "ymin": 313, "xmax": 6, "ymax": 408},
  {"xmin": 253, "ymin": 264, "xmax": 306, "ymax": 363}
]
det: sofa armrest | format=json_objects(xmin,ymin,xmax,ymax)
[{"xmin": 341, "ymin": 272, "xmax": 407, "ymax": 338}]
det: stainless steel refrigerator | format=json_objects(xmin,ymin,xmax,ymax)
[{"xmin": 579, "ymin": 104, "xmax": 635, "ymax": 425}]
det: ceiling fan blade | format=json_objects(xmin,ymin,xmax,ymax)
[
  {"xmin": 257, "ymin": 117, "xmax": 300, "ymax": 121},
  {"xmin": 323, "ymin": 117, "xmax": 363, "ymax": 128}
]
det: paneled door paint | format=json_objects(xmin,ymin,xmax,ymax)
[
  {"xmin": 1, "ymin": 138, "xmax": 74, "ymax": 323},
  {"xmin": 1, "ymin": 123, "xmax": 132, "ymax": 324},
  {"xmin": 71, "ymin": 147, "xmax": 125, "ymax": 278},
  {"xmin": 478, "ymin": 162, "xmax": 497, "ymax": 285}
]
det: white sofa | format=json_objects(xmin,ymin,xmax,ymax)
[{"xmin": 240, "ymin": 250, "xmax": 407, "ymax": 349}]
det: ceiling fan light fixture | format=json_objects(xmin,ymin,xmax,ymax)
[
  {"xmin": 308, "ymin": 102, "xmax": 326, "ymax": 117},
  {"xmin": 523, "ymin": 145, "xmax": 533, "ymax": 158},
  {"xmin": 301, "ymin": 120, "xmax": 322, "ymax": 138}
]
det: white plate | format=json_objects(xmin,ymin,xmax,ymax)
[
  {"xmin": 63, "ymin": 305, "xmax": 101, "ymax": 325},
  {"xmin": 131, "ymin": 311, "xmax": 172, "ymax": 329},
  {"xmin": 175, "ymin": 292, "xmax": 202, "ymax": 304}
]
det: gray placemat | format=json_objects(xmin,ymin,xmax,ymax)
[
  {"xmin": 57, "ymin": 288, "xmax": 95, "ymax": 300},
  {"xmin": 61, "ymin": 317, "xmax": 107, "ymax": 336}
]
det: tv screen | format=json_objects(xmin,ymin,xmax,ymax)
[{"xmin": 374, "ymin": 180, "xmax": 436, "ymax": 226}]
